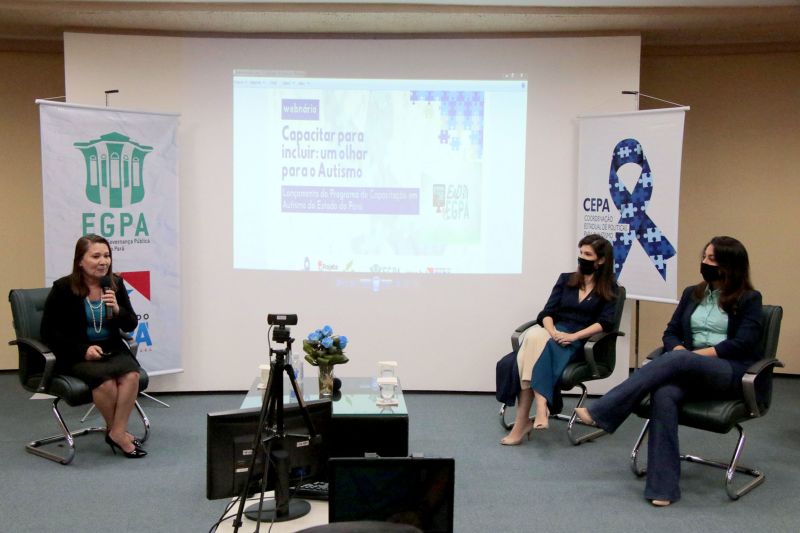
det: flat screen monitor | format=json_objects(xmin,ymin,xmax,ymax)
[
  {"xmin": 206, "ymin": 399, "xmax": 333, "ymax": 501},
  {"xmin": 328, "ymin": 456, "xmax": 455, "ymax": 533}
]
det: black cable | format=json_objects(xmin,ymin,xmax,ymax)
[{"xmin": 208, "ymin": 496, "xmax": 239, "ymax": 532}]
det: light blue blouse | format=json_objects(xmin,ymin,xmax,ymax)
[{"xmin": 690, "ymin": 287, "xmax": 728, "ymax": 349}]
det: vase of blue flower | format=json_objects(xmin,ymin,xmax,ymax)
[
  {"xmin": 318, "ymin": 363, "xmax": 335, "ymax": 397},
  {"xmin": 302, "ymin": 325, "xmax": 349, "ymax": 398}
]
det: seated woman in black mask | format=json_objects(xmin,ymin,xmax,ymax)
[
  {"xmin": 501, "ymin": 234, "xmax": 619, "ymax": 445},
  {"xmin": 576, "ymin": 236, "xmax": 762, "ymax": 506}
]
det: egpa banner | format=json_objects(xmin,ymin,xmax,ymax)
[
  {"xmin": 38, "ymin": 101, "xmax": 181, "ymax": 375},
  {"xmin": 577, "ymin": 108, "xmax": 687, "ymax": 303}
]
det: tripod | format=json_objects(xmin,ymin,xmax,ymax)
[{"xmin": 232, "ymin": 333, "xmax": 319, "ymax": 532}]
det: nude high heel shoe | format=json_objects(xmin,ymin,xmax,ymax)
[
  {"xmin": 500, "ymin": 421, "xmax": 533, "ymax": 446},
  {"xmin": 574, "ymin": 407, "xmax": 597, "ymax": 427},
  {"xmin": 533, "ymin": 408, "xmax": 550, "ymax": 430}
]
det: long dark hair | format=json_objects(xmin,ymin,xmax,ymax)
[
  {"xmin": 693, "ymin": 236, "xmax": 753, "ymax": 314},
  {"xmin": 68, "ymin": 234, "xmax": 117, "ymax": 297},
  {"xmin": 568, "ymin": 234, "xmax": 617, "ymax": 301}
]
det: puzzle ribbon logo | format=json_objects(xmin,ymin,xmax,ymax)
[{"xmin": 608, "ymin": 138, "xmax": 675, "ymax": 280}]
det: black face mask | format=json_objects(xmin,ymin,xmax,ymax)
[
  {"xmin": 700, "ymin": 262, "xmax": 720, "ymax": 283},
  {"xmin": 578, "ymin": 257, "xmax": 597, "ymax": 275}
]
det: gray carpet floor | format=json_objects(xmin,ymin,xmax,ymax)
[{"xmin": 1, "ymin": 372, "xmax": 799, "ymax": 532}]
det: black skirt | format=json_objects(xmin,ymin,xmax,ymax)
[{"xmin": 68, "ymin": 350, "xmax": 141, "ymax": 390}]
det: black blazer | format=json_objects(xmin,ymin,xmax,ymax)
[
  {"xmin": 41, "ymin": 275, "xmax": 138, "ymax": 369},
  {"xmin": 662, "ymin": 284, "xmax": 763, "ymax": 373}
]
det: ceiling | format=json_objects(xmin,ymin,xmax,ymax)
[{"xmin": 1, "ymin": 1, "xmax": 799, "ymax": 51}]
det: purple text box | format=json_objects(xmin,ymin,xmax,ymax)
[
  {"xmin": 282, "ymin": 186, "xmax": 419, "ymax": 214},
  {"xmin": 281, "ymin": 99, "xmax": 320, "ymax": 120}
]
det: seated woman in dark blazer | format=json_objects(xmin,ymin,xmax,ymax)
[
  {"xmin": 41, "ymin": 234, "xmax": 146, "ymax": 458},
  {"xmin": 576, "ymin": 236, "xmax": 762, "ymax": 506},
  {"xmin": 501, "ymin": 234, "xmax": 619, "ymax": 445}
]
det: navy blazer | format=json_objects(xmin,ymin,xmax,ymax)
[
  {"xmin": 496, "ymin": 273, "xmax": 617, "ymax": 406},
  {"xmin": 536, "ymin": 272, "xmax": 618, "ymax": 333},
  {"xmin": 662, "ymin": 284, "xmax": 763, "ymax": 373},
  {"xmin": 41, "ymin": 275, "xmax": 138, "ymax": 370}
]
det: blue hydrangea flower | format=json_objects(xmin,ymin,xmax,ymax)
[
  {"xmin": 321, "ymin": 336, "xmax": 334, "ymax": 349},
  {"xmin": 308, "ymin": 330, "xmax": 322, "ymax": 342},
  {"xmin": 338, "ymin": 335, "xmax": 348, "ymax": 349},
  {"xmin": 321, "ymin": 325, "xmax": 333, "ymax": 337}
]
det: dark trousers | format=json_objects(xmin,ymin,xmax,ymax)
[{"xmin": 588, "ymin": 350, "xmax": 737, "ymax": 501}]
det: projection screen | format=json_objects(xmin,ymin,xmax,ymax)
[{"xmin": 63, "ymin": 32, "xmax": 639, "ymax": 391}]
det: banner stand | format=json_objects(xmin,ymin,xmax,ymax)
[
  {"xmin": 37, "ymin": 100, "xmax": 183, "ymax": 383},
  {"xmin": 577, "ymin": 100, "xmax": 688, "ymax": 372},
  {"xmin": 618, "ymin": 92, "xmax": 689, "ymax": 369}
]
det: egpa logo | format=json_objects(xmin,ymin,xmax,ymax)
[{"xmin": 74, "ymin": 132, "xmax": 153, "ymax": 208}]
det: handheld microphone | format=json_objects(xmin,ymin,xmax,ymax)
[{"xmin": 100, "ymin": 275, "xmax": 113, "ymax": 317}]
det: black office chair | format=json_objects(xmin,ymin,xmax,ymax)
[
  {"xmin": 500, "ymin": 286, "xmax": 626, "ymax": 445},
  {"xmin": 630, "ymin": 304, "xmax": 783, "ymax": 500},
  {"xmin": 8, "ymin": 287, "xmax": 150, "ymax": 465}
]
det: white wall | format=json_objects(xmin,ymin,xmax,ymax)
[{"xmin": 63, "ymin": 33, "xmax": 639, "ymax": 391}]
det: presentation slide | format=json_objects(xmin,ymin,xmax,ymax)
[{"xmin": 233, "ymin": 75, "xmax": 527, "ymax": 274}]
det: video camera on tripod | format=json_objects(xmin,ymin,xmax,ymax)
[{"xmin": 231, "ymin": 313, "xmax": 328, "ymax": 531}]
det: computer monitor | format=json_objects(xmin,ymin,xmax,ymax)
[
  {"xmin": 206, "ymin": 398, "xmax": 333, "ymax": 520},
  {"xmin": 328, "ymin": 456, "xmax": 455, "ymax": 533}
]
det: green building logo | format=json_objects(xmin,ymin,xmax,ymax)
[{"xmin": 74, "ymin": 132, "xmax": 153, "ymax": 208}]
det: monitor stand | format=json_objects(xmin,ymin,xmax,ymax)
[
  {"xmin": 244, "ymin": 449, "xmax": 311, "ymax": 523},
  {"xmin": 244, "ymin": 499, "xmax": 311, "ymax": 523}
]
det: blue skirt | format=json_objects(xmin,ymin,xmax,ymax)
[{"xmin": 531, "ymin": 337, "xmax": 581, "ymax": 414}]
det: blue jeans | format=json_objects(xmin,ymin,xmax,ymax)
[{"xmin": 588, "ymin": 350, "xmax": 738, "ymax": 501}]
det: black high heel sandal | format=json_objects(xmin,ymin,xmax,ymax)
[
  {"xmin": 106, "ymin": 430, "xmax": 143, "ymax": 449},
  {"xmin": 105, "ymin": 434, "xmax": 148, "ymax": 458}
]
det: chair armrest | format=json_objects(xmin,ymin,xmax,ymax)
[
  {"xmin": 511, "ymin": 320, "xmax": 539, "ymax": 352},
  {"xmin": 583, "ymin": 330, "xmax": 624, "ymax": 378},
  {"xmin": 9, "ymin": 337, "xmax": 57, "ymax": 392},
  {"xmin": 741, "ymin": 358, "xmax": 784, "ymax": 417},
  {"xmin": 642, "ymin": 347, "xmax": 666, "ymax": 365}
]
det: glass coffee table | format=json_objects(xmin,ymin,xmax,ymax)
[{"xmin": 241, "ymin": 375, "xmax": 409, "ymax": 457}]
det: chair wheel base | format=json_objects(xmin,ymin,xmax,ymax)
[
  {"xmin": 630, "ymin": 421, "xmax": 765, "ymax": 500},
  {"xmin": 27, "ymin": 426, "xmax": 106, "ymax": 465}
]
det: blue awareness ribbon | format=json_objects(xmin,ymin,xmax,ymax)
[{"xmin": 608, "ymin": 138, "xmax": 676, "ymax": 280}]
